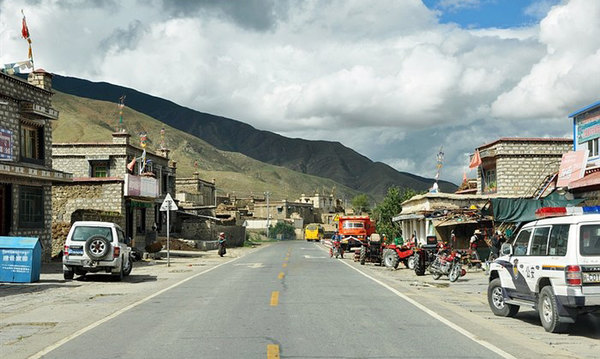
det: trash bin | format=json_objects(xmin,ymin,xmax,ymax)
[{"xmin": 0, "ymin": 236, "xmax": 42, "ymax": 283}]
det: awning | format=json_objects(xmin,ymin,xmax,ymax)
[
  {"xmin": 433, "ymin": 218, "xmax": 479, "ymax": 227},
  {"xmin": 129, "ymin": 200, "xmax": 153, "ymax": 208},
  {"xmin": 392, "ymin": 214, "xmax": 425, "ymax": 222}
]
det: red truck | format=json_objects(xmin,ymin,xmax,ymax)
[{"xmin": 337, "ymin": 215, "xmax": 376, "ymax": 252}]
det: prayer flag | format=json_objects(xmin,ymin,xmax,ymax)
[{"xmin": 469, "ymin": 149, "xmax": 482, "ymax": 169}]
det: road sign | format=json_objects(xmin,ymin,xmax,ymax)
[
  {"xmin": 333, "ymin": 214, "xmax": 339, "ymax": 222},
  {"xmin": 160, "ymin": 193, "xmax": 178, "ymax": 211}
]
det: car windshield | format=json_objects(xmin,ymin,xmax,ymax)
[
  {"xmin": 71, "ymin": 226, "xmax": 113, "ymax": 242},
  {"xmin": 580, "ymin": 225, "xmax": 600, "ymax": 256}
]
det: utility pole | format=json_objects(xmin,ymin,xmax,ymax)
[{"xmin": 265, "ymin": 191, "xmax": 271, "ymax": 238}]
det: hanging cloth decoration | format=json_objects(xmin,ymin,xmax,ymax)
[
  {"xmin": 21, "ymin": 10, "xmax": 34, "ymax": 67},
  {"xmin": 469, "ymin": 149, "xmax": 482, "ymax": 169}
]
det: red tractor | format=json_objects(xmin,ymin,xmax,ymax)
[{"xmin": 382, "ymin": 241, "xmax": 416, "ymax": 270}]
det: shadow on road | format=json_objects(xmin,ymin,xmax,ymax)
[
  {"xmin": 0, "ymin": 283, "xmax": 81, "ymax": 297},
  {"xmin": 513, "ymin": 309, "xmax": 600, "ymax": 339}
]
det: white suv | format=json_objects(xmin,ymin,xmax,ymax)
[
  {"xmin": 488, "ymin": 211, "xmax": 600, "ymax": 332},
  {"xmin": 63, "ymin": 221, "xmax": 133, "ymax": 281}
]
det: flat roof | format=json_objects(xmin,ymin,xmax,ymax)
[
  {"xmin": 477, "ymin": 137, "xmax": 571, "ymax": 150},
  {"xmin": 569, "ymin": 100, "xmax": 600, "ymax": 118}
]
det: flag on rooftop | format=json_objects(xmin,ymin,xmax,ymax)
[
  {"xmin": 469, "ymin": 149, "xmax": 482, "ymax": 169},
  {"xmin": 21, "ymin": 10, "xmax": 33, "ymax": 63}
]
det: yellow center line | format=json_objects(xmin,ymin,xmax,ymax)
[
  {"xmin": 282, "ymin": 263, "xmax": 287, "ymax": 268},
  {"xmin": 278, "ymin": 272, "xmax": 285, "ymax": 279},
  {"xmin": 270, "ymin": 291, "xmax": 279, "ymax": 306},
  {"xmin": 267, "ymin": 344, "xmax": 280, "ymax": 359}
]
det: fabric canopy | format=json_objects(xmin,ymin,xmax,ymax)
[{"xmin": 491, "ymin": 192, "xmax": 583, "ymax": 223}]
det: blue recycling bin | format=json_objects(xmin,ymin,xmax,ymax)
[{"xmin": 0, "ymin": 237, "xmax": 42, "ymax": 283}]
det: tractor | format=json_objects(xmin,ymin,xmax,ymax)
[{"xmin": 413, "ymin": 235, "xmax": 441, "ymax": 276}]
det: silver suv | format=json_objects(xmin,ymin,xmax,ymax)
[
  {"xmin": 488, "ymin": 212, "xmax": 600, "ymax": 332},
  {"xmin": 63, "ymin": 221, "xmax": 132, "ymax": 281}
]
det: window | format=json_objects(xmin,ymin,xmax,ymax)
[
  {"xmin": 91, "ymin": 161, "xmax": 108, "ymax": 177},
  {"xmin": 20, "ymin": 123, "xmax": 43, "ymax": 163},
  {"xmin": 588, "ymin": 138, "xmax": 599, "ymax": 157},
  {"xmin": 343, "ymin": 222, "xmax": 364, "ymax": 229},
  {"xmin": 530, "ymin": 227, "xmax": 550, "ymax": 255},
  {"xmin": 71, "ymin": 226, "xmax": 113, "ymax": 242},
  {"xmin": 513, "ymin": 228, "xmax": 531, "ymax": 256},
  {"xmin": 580, "ymin": 225, "xmax": 600, "ymax": 256},
  {"xmin": 18, "ymin": 186, "xmax": 44, "ymax": 228},
  {"xmin": 548, "ymin": 224, "xmax": 569, "ymax": 256},
  {"xmin": 483, "ymin": 168, "xmax": 497, "ymax": 193}
]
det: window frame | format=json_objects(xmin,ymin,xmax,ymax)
[
  {"xmin": 529, "ymin": 226, "xmax": 551, "ymax": 256},
  {"xmin": 548, "ymin": 224, "xmax": 569, "ymax": 257},
  {"xmin": 90, "ymin": 160, "xmax": 109, "ymax": 178},
  {"xmin": 18, "ymin": 185, "xmax": 44, "ymax": 228},
  {"xmin": 512, "ymin": 228, "xmax": 532, "ymax": 256},
  {"xmin": 20, "ymin": 122, "xmax": 44, "ymax": 164}
]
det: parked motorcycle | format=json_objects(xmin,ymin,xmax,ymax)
[
  {"xmin": 429, "ymin": 244, "xmax": 465, "ymax": 282},
  {"xmin": 330, "ymin": 238, "xmax": 344, "ymax": 259}
]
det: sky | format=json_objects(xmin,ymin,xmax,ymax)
[{"xmin": 1, "ymin": 0, "xmax": 599, "ymax": 186}]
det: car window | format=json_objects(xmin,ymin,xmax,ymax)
[
  {"xmin": 530, "ymin": 227, "xmax": 550, "ymax": 256},
  {"xmin": 71, "ymin": 226, "xmax": 113, "ymax": 242},
  {"xmin": 580, "ymin": 225, "xmax": 600, "ymax": 256},
  {"xmin": 548, "ymin": 224, "xmax": 569, "ymax": 256},
  {"xmin": 513, "ymin": 228, "xmax": 531, "ymax": 256},
  {"xmin": 117, "ymin": 229, "xmax": 125, "ymax": 243}
]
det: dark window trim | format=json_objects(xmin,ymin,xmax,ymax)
[{"xmin": 18, "ymin": 185, "xmax": 44, "ymax": 229}]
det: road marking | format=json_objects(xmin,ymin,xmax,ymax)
[
  {"xmin": 267, "ymin": 344, "xmax": 280, "ymax": 358},
  {"xmin": 233, "ymin": 262, "xmax": 265, "ymax": 268},
  {"xmin": 278, "ymin": 272, "xmax": 285, "ymax": 279},
  {"xmin": 29, "ymin": 255, "xmax": 246, "ymax": 359},
  {"xmin": 338, "ymin": 259, "xmax": 517, "ymax": 359},
  {"xmin": 303, "ymin": 255, "xmax": 327, "ymax": 259},
  {"xmin": 282, "ymin": 263, "xmax": 287, "ymax": 268},
  {"xmin": 270, "ymin": 291, "xmax": 279, "ymax": 306}
]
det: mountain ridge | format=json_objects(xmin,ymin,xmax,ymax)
[{"xmin": 50, "ymin": 74, "xmax": 457, "ymax": 200}]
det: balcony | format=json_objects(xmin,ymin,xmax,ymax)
[{"xmin": 20, "ymin": 102, "xmax": 59, "ymax": 120}]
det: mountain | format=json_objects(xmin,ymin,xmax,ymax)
[
  {"xmin": 50, "ymin": 74, "xmax": 457, "ymax": 200},
  {"xmin": 51, "ymin": 91, "xmax": 361, "ymax": 202}
]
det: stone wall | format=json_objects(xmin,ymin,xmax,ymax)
[
  {"xmin": 478, "ymin": 139, "xmax": 572, "ymax": 196},
  {"xmin": 180, "ymin": 216, "xmax": 245, "ymax": 249},
  {"xmin": 52, "ymin": 181, "xmax": 125, "ymax": 223}
]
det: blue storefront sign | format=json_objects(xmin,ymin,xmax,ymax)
[{"xmin": 0, "ymin": 237, "xmax": 42, "ymax": 283}]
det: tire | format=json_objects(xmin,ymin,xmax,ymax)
[
  {"xmin": 85, "ymin": 235, "xmax": 111, "ymax": 260},
  {"xmin": 123, "ymin": 256, "xmax": 133, "ymax": 276},
  {"xmin": 488, "ymin": 278, "xmax": 519, "ymax": 317},
  {"xmin": 431, "ymin": 258, "xmax": 442, "ymax": 280},
  {"xmin": 329, "ymin": 248, "xmax": 333, "ymax": 258},
  {"xmin": 360, "ymin": 246, "xmax": 366, "ymax": 265},
  {"xmin": 407, "ymin": 256, "xmax": 416, "ymax": 270},
  {"xmin": 432, "ymin": 271, "xmax": 442, "ymax": 280},
  {"xmin": 414, "ymin": 254, "xmax": 425, "ymax": 276},
  {"xmin": 539, "ymin": 286, "xmax": 572, "ymax": 333},
  {"xmin": 449, "ymin": 263, "xmax": 461, "ymax": 282},
  {"xmin": 112, "ymin": 263, "xmax": 124, "ymax": 281},
  {"xmin": 63, "ymin": 268, "xmax": 74, "ymax": 280},
  {"xmin": 383, "ymin": 249, "xmax": 399, "ymax": 269}
]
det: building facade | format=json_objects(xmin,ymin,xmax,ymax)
[
  {"xmin": 52, "ymin": 132, "xmax": 176, "ymax": 249},
  {"xmin": 0, "ymin": 70, "xmax": 71, "ymax": 260},
  {"xmin": 475, "ymin": 138, "xmax": 572, "ymax": 196}
]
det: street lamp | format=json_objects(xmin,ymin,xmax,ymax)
[{"xmin": 265, "ymin": 191, "xmax": 270, "ymax": 238}]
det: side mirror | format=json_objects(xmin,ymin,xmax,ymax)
[{"xmin": 500, "ymin": 243, "xmax": 513, "ymax": 256}]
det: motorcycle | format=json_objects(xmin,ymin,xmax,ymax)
[
  {"xmin": 330, "ymin": 238, "xmax": 344, "ymax": 259},
  {"xmin": 429, "ymin": 244, "xmax": 465, "ymax": 282}
]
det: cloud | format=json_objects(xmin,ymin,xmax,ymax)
[{"xmin": 0, "ymin": 0, "xmax": 595, "ymax": 186}]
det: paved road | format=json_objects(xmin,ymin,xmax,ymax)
[{"xmin": 41, "ymin": 241, "xmax": 506, "ymax": 359}]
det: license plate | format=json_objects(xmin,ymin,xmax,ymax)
[
  {"xmin": 70, "ymin": 248, "xmax": 83, "ymax": 255},
  {"xmin": 583, "ymin": 272, "xmax": 600, "ymax": 283}
]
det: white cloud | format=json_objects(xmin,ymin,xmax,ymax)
[{"xmin": 0, "ymin": 0, "xmax": 595, "ymax": 185}]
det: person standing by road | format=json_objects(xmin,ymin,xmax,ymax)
[
  {"xmin": 490, "ymin": 230, "xmax": 505, "ymax": 260},
  {"xmin": 218, "ymin": 232, "xmax": 227, "ymax": 257}
]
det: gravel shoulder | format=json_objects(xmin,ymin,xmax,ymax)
[{"xmin": 0, "ymin": 244, "xmax": 268, "ymax": 359}]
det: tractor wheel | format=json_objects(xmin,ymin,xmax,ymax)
[
  {"xmin": 359, "ymin": 246, "xmax": 366, "ymax": 265},
  {"xmin": 406, "ymin": 255, "xmax": 416, "ymax": 270},
  {"xmin": 414, "ymin": 254, "xmax": 425, "ymax": 276},
  {"xmin": 383, "ymin": 249, "xmax": 399, "ymax": 269}
]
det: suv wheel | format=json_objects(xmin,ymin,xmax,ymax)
[
  {"xmin": 85, "ymin": 235, "xmax": 111, "ymax": 260},
  {"xmin": 123, "ymin": 256, "xmax": 133, "ymax": 276},
  {"xmin": 64, "ymin": 267, "xmax": 74, "ymax": 280},
  {"xmin": 539, "ymin": 286, "xmax": 571, "ymax": 333},
  {"xmin": 112, "ymin": 263, "xmax": 124, "ymax": 281},
  {"xmin": 488, "ymin": 278, "xmax": 519, "ymax": 317}
]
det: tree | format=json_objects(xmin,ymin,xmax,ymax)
[
  {"xmin": 351, "ymin": 194, "xmax": 370, "ymax": 214},
  {"xmin": 372, "ymin": 187, "xmax": 419, "ymax": 241},
  {"xmin": 269, "ymin": 222, "xmax": 296, "ymax": 240}
]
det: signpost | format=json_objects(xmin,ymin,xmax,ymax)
[{"xmin": 160, "ymin": 193, "xmax": 178, "ymax": 267}]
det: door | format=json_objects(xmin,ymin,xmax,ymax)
[
  {"xmin": 0, "ymin": 184, "xmax": 10, "ymax": 236},
  {"xmin": 505, "ymin": 228, "xmax": 536, "ymax": 301}
]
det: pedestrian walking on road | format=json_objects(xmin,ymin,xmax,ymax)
[{"xmin": 218, "ymin": 232, "xmax": 227, "ymax": 257}]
